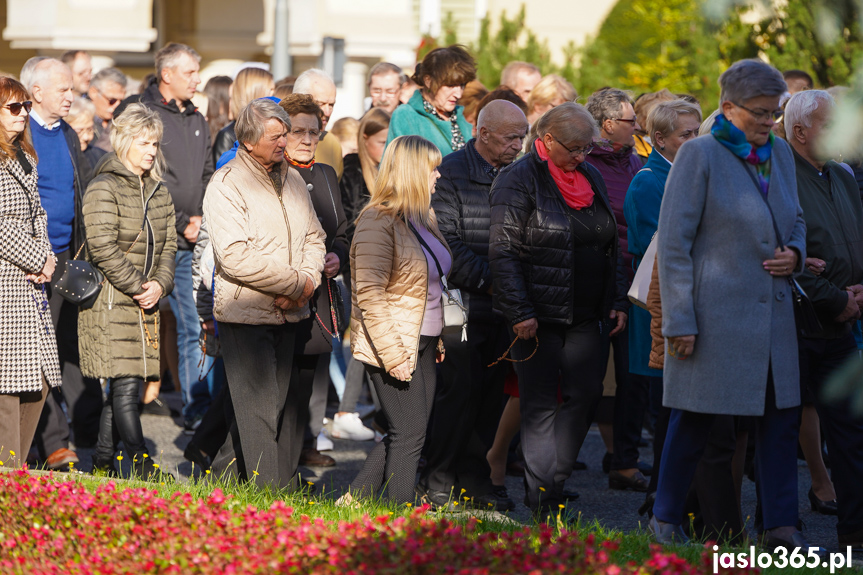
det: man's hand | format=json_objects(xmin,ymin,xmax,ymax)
[
  {"xmin": 763, "ymin": 246, "xmax": 798, "ymax": 277},
  {"xmin": 183, "ymin": 216, "xmax": 202, "ymax": 243},
  {"xmin": 388, "ymin": 360, "xmax": 412, "ymax": 382},
  {"xmin": 323, "ymin": 253, "xmax": 340, "ymax": 279},
  {"xmin": 133, "ymin": 281, "xmax": 163, "ymax": 310},
  {"xmin": 513, "ymin": 318, "xmax": 538, "ymax": 340},
  {"xmin": 806, "ymin": 257, "xmax": 826, "ymax": 276},
  {"xmin": 848, "ymin": 285, "xmax": 863, "ymax": 308},
  {"xmin": 835, "ymin": 290, "xmax": 861, "ymax": 322},
  {"xmin": 201, "ymin": 320, "xmax": 216, "ymax": 336},
  {"xmin": 667, "ymin": 335, "xmax": 696, "ymax": 360},
  {"xmin": 274, "ymin": 295, "xmax": 298, "ymax": 311},
  {"xmin": 608, "ymin": 310, "xmax": 627, "ymax": 337}
]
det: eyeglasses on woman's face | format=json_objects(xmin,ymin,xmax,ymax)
[
  {"xmin": 289, "ymin": 128, "xmax": 320, "ymax": 140},
  {"xmin": 3, "ymin": 101, "xmax": 32, "ymax": 116},
  {"xmin": 734, "ymin": 102, "xmax": 784, "ymax": 123},
  {"xmin": 552, "ymin": 134, "xmax": 593, "ymax": 157}
]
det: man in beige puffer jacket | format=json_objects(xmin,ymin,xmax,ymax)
[{"xmin": 203, "ymin": 99, "xmax": 326, "ymax": 489}]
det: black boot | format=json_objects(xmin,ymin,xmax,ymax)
[{"xmin": 91, "ymin": 454, "xmax": 119, "ymax": 477}]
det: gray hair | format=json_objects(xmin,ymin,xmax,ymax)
[
  {"xmin": 235, "ymin": 99, "xmax": 291, "ymax": 147},
  {"xmin": 586, "ymin": 88, "xmax": 633, "ymax": 128},
  {"xmin": 535, "ymin": 102, "xmax": 598, "ymax": 144},
  {"xmin": 20, "ymin": 57, "xmax": 54, "ymax": 92},
  {"xmin": 368, "ymin": 62, "xmax": 405, "ymax": 85},
  {"xmin": 784, "ymin": 90, "xmax": 834, "ymax": 140},
  {"xmin": 500, "ymin": 61, "xmax": 540, "ymax": 87},
  {"xmin": 646, "ymin": 100, "xmax": 703, "ymax": 139},
  {"xmin": 91, "ymin": 67, "xmax": 128, "ymax": 91},
  {"xmin": 67, "ymin": 97, "xmax": 96, "ymax": 123},
  {"xmin": 293, "ymin": 68, "xmax": 334, "ymax": 95},
  {"xmin": 154, "ymin": 43, "xmax": 201, "ymax": 83},
  {"xmin": 719, "ymin": 59, "xmax": 786, "ymax": 105},
  {"xmin": 111, "ymin": 103, "xmax": 165, "ymax": 181}
]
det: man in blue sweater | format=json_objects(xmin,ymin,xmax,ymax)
[{"xmin": 22, "ymin": 57, "xmax": 98, "ymax": 468}]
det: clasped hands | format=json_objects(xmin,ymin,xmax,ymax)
[
  {"xmin": 24, "ymin": 254, "xmax": 56, "ymax": 285},
  {"xmin": 273, "ymin": 276, "xmax": 315, "ymax": 311}
]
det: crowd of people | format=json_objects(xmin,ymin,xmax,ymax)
[{"xmin": 1, "ymin": 41, "xmax": 862, "ymax": 555}]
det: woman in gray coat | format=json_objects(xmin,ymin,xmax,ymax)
[{"xmin": 650, "ymin": 60, "xmax": 816, "ymax": 553}]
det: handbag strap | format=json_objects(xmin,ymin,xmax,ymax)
[
  {"xmin": 407, "ymin": 220, "xmax": 449, "ymax": 291},
  {"xmin": 739, "ymin": 162, "xmax": 787, "ymax": 250}
]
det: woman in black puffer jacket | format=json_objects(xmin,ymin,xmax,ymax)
[{"xmin": 488, "ymin": 102, "xmax": 629, "ymax": 519}]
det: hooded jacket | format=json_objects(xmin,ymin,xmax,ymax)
[
  {"xmin": 78, "ymin": 154, "xmax": 177, "ymax": 381},
  {"xmin": 139, "ymin": 79, "xmax": 214, "ymax": 251}
]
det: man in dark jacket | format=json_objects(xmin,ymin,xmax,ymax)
[
  {"xmin": 23, "ymin": 57, "xmax": 99, "ymax": 467},
  {"xmin": 787, "ymin": 90, "xmax": 863, "ymax": 550},
  {"xmin": 419, "ymin": 101, "xmax": 528, "ymax": 511},
  {"xmin": 140, "ymin": 43, "xmax": 218, "ymax": 432}
]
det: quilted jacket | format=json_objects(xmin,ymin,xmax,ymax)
[{"xmin": 203, "ymin": 149, "xmax": 326, "ymax": 325}]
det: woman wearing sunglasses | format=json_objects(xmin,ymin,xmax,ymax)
[
  {"xmin": 0, "ymin": 77, "xmax": 62, "ymax": 468},
  {"xmin": 488, "ymin": 102, "xmax": 629, "ymax": 520}
]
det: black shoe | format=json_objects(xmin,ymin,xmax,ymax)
[
  {"xmin": 132, "ymin": 454, "xmax": 173, "ymax": 481},
  {"xmin": 573, "ymin": 460, "xmax": 588, "ymax": 471},
  {"xmin": 415, "ymin": 485, "xmax": 455, "ymax": 511},
  {"xmin": 183, "ymin": 417, "xmax": 202, "ymax": 436},
  {"xmin": 491, "ymin": 484, "xmax": 516, "ymax": 512},
  {"xmin": 467, "ymin": 491, "xmax": 514, "ymax": 512},
  {"xmin": 183, "ymin": 441, "xmax": 212, "ymax": 472},
  {"xmin": 140, "ymin": 396, "xmax": 178, "ymax": 417},
  {"xmin": 808, "ymin": 487, "xmax": 838, "ymax": 516},
  {"xmin": 609, "ymin": 470, "xmax": 648, "ymax": 492},
  {"xmin": 602, "ymin": 452, "xmax": 612, "ymax": 474},
  {"xmin": 761, "ymin": 529, "xmax": 827, "ymax": 557},
  {"xmin": 637, "ymin": 461, "xmax": 653, "ymax": 476},
  {"xmin": 299, "ymin": 448, "xmax": 336, "ymax": 467},
  {"xmin": 91, "ymin": 455, "xmax": 119, "ymax": 477},
  {"xmin": 638, "ymin": 492, "xmax": 656, "ymax": 517},
  {"xmin": 562, "ymin": 489, "xmax": 580, "ymax": 501}
]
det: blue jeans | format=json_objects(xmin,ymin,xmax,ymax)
[{"xmin": 168, "ymin": 250, "xmax": 222, "ymax": 422}]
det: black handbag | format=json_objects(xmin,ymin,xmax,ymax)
[{"xmin": 741, "ymin": 163, "xmax": 823, "ymax": 337}]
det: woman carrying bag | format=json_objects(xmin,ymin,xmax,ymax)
[{"xmin": 79, "ymin": 103, "xmax": 176, "ymax": 478}]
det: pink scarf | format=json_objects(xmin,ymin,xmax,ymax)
[{"xmin": 535, "ymin": 139, "xmax": 594, "ymax": 209}]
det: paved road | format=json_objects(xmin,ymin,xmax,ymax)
[{"xmin": 67, "ymin": 390, "xmax": 843, "ymax": 552}]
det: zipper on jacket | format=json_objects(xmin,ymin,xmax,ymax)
[{"xmin": 275, "ymin": 175, "xmax": 294, "ymax": 267}]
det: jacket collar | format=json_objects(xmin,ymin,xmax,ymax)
[
  {"xmin": 792, "ymin": 145, "xmax": 834, "ymax": 181},
  {"xmin": 235, "ymin": 148, "xmax": 289, "ymax": 192},
  {"xmin": 141, "ymin": 78, "xmax": 198, "ymax": 116},
  {"xmin": 643, "ymin": 148, "xmax": 672, "ymax": 181},
  {"xmin": 527, "ymin": 141, "xmax": 611, "ymax": 213},
  {"xmin": 94, "ymin": 152, "xmax": 161, "ymax": 197},
  {"xmin": 464, "ymin": 139, "xmax": 496, "ymax": 185}
]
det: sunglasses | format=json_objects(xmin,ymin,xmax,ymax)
[
  {"xmin": 4, "ymin": 101, "xmax": 32, "ymax": 116},
  {"xmin": 97, "ymin": 89, "xmax": 119, "ymax": 106}
]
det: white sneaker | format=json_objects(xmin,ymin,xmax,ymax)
[
  {"xmin": 316, "ymin": 429, "xmax": 334, "ymax": 452},
  {"xmin": 330, "ymin": 412, "xmax": 375, "ymax": 441}
]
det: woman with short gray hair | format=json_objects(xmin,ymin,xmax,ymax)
[
  {"xmin": 650, "ymin": 59, "xmax": 818, "ymax": 554},
  {"xmin": 489, "ymin": 102, "xmax": 630, "ymax": 520}
]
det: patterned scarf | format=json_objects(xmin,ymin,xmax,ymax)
[
  {"xmin": 591, "ymin": 138, "xmax": 635, "ymax": 155},
  {"xmin": 711, "ymin": 113, "xmax": 773, "ymax": 195},
  {"xmin": 422, "ymin": 97, "xmax": 465, "ymax": 152}
]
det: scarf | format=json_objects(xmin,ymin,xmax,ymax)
[
  {"xmin": 286, "ymin": 155, "xmax": 315, "ymax": 169},
  {"xmin": 422, "ymin": 96, "xmax": 465, "ymax": 152},
  {"xmin": 535, "ymin": 139, "xmax": 594, "ymax": 210},
  {"xmin": 711, "ymin": 113, "xmax": 773, "ymax": 195}
]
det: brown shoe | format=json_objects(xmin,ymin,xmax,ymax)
[
  {"xmin": 299, "ymin": 448, "xmax": 336, "ymax": 467},
  {"xmin": 46, "ymin": 448, "xmax": 79, "ymax": 470}
]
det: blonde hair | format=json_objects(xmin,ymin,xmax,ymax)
[
  {"xmin": 526, "ymin": 74, "xmax": 577, "ymax": 115},
  {"xmin": 358, "ymin": 108, "xmax": 390, "ymax": 194},
  {"xmin": 364, "ymin": 135, "xmax": 441, "ymax": 226},
  {"xmin": 67, "ymin": 96, "xmax": 96, "ymax": 124},
  {"xmin": 230, "ymin": 67, "xmax": 275, "ymax": 120},
  {"xmin": 111, "ymin": 103, "xmax": 165, "ymax": 181},
  {"xmin": 646, "ymin": 99, "xmax": 702, "ymax": 140}
]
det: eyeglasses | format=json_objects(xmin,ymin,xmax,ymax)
[
  {"xmin": 734, "ymin": 102, "xmax": 784, "ymax": 122},
  {"xmin": 370, "ymin": 88, "xmax": 399, "ymax": 97},
  {"xmin": 614, "ymin": 116, "xmax": 638, "ymax": 125},
  {"xmin": 290, "ymin": 128, "xmax": 321, "ymax": 139},
  {"xmin": 4, "ymin": 101, "xmax": 32, "ymax": 116},
  {"xmin": 552, "ymin": 134, "xmax": 593, "ymax": 157},
  {"xmin": 96, "ymin": 89, "xmax": 119, "ymax": 106}
]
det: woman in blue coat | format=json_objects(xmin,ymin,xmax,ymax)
[{"xmin": 386, "ymin": 45, "xmax": 475, "ymax": 157}]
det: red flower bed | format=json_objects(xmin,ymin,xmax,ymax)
[{"xmin": 0, "ymin": 471, "xmax": 752, "ymax": 574}]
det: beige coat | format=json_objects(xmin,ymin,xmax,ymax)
[
  {"xmin": 203, "ymin": 149, "xmax": 326, "ymax": 325},
  {"xmin": 350, "ymin": 207, "xmax": 451, "ymax": 373}
]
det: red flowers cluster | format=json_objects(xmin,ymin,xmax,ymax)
[{"xmin": 0, "ymin": 472, "xmax": 754, "ymax": 574}]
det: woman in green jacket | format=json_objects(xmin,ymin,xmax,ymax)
[
  {"xmin": 386, "ymin": 45, "xmax": 475, "ymax": 157},
  {"xmin": 79, "ymin": 103, "xmax": 177, "ymax": 478}
]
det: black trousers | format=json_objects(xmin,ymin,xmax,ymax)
[
  {"xmin": 610, "ymin": 327, "xmax": 651, "ymax": 470},
  {"xmin": 212, "ymin": 322, "xmax": 306, "ymax": 490},
  {"xmin": 192, "ymin": 382, "xmax": 232, "ymax": 458},
  {"xmin": 94, "ymin": 377, "xmax": 147, "ymax": 460},
  {"xmin": 351, "ymin": 336, "xmax": 437, "ymax": 503},
  {"xmin": 35, "ymin": 249, "xmax": 103, "ymax": 455},
  {"xmin": 420, "ymin": 321, "xmax": 509, "ymax": 496},
  {"xmin": 800, "ymin": 333, "xmax": 863, "ymax": 537},
  {"xmin": 515, "ymin": 320, "xmax": 605, "ymax": 512}
]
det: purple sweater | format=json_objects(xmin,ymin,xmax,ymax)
[
  {"xmin": 411, "ymin": 219, "xmax": 452, "ymax": 337},
  {"xmin": 585, "ymin": 146, "xmax": 642, "ymax": 283}
]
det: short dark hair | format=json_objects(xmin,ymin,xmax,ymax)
[
  {"xmin": 60, "ymin": 50, "xmax": 88, "ymax": 66},
  {"xmin": 783, "ymin": 69, "xmax": 814, "ymax": 89},
  {"xmin": 278, "ymin": 93, "xmax": 324, "ymax": 130},
  {"xmin": 411, "ymin": 45, "xmax": 476, "ymax": 96}
]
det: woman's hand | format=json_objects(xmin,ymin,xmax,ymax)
[
  {"xmin": 764, "ymin": 247, "xmax": 798, "ymax": 277},
  {"xmin": 133, "ymin": 281, "xmax": 163, "ymax": 309},
  {"xmin": 608, "ymin": 310, "xmax": 627, "ymax": 337},
  {"xmin": 805, "ymin": 257, "xmax": 826, "ymax": 276},
  {"xmin": 667, "ymin": 335, "xmax": 696, "ymax": 360},
  {"xmin": 513, "ymin": 318, "xmax": 538, "ymax": 340},
  {"xmin": 29, "ymin": 253, "xmax": 57, "ymax": 283},
  {"xmin": 323, "ymin": 252, "xmax": 340, "ymax": 279},
  {"xmin": 388, "ymin": 361, "xmax": 412, "ymax": 382}
]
